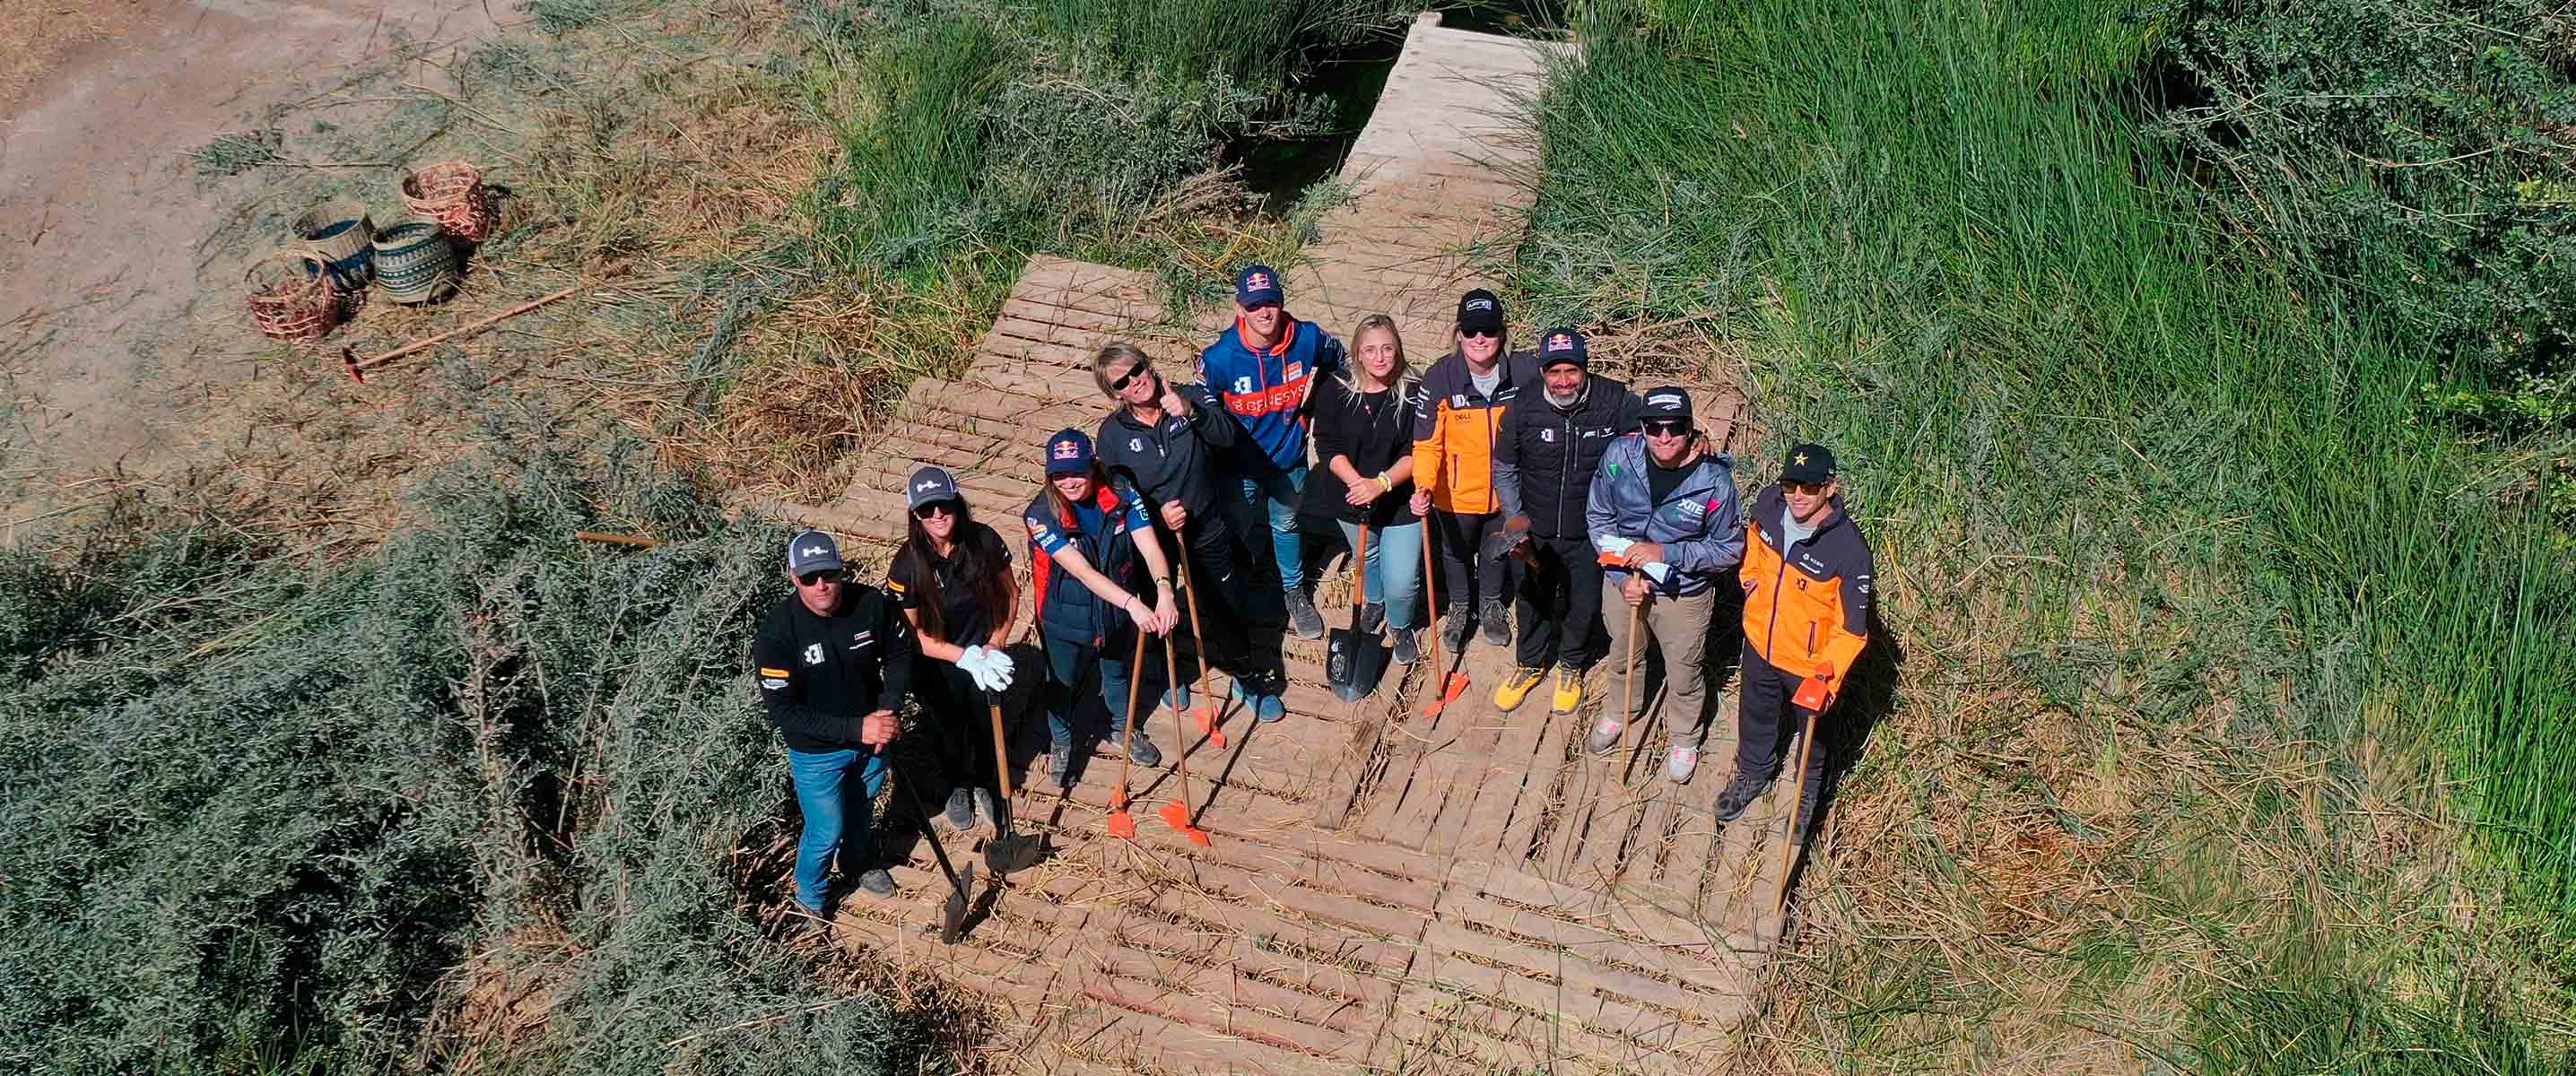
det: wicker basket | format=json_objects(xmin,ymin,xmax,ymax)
[
  {"xmin": 244, "ymin": 249, "xmax": 339, "ymax": 341},
  {"xmin": 400, "ymin": 161, "xmax": 496, "ymax": 243},
  {"xmin": 372, "ymin": 221, "xmax": 457, "ymax": 304},
  {"xmin": 293, "ymin": 199, "xmax": 376, "ymax": 291}
]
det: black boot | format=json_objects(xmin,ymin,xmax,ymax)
[
  {"xmin": 1439, "ymin": 602, "xmax": 1473, "ymax": 651},
  {"xmin": 1477, "ymin": 596, "xmax": 1510, "ymax": 647}
]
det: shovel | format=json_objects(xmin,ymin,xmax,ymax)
[
  {"xmin": 1171, "ymin": 554, "xmax": 1225, "ymax": 748},
  {"xmin": 1327, "ymin": 525, "xmax": 1387, "ymax": 703},
  {"xmin": 1774, "ymin": 704, "xmax": 1821, "ymax": 913},
  {"xmin": 1156, "ymin": 630, "xmax": 1212, "ymax": 846},
  {"xmin": 983, "ymin": 702, "xmax": 1045, "ymax": 873},
  {"xmin": 1418, "ymin": 521, "xmax": 1469, "ymax": 719},
  {"xmin": 894, "ymin": 766, "xmax": 975, "ymax": 943},
  {"xmin": 1106, "ymin": 629, "xmax": 1148, "ymax": 840}
]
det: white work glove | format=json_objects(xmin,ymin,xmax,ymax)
[
  {"xmin": 958, "ymin": 645, "xmax": 1014, "ymax": 693},
  {"xmin": 1641, "ymin": 561, "xmax": 1672, "ymax": 585},
  {"xmin": 1595, "ymin": 534, "xmax": 1671, "ymax": 583}
]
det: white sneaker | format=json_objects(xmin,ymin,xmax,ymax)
[{"xmin": 1666, "ymin": 746, "xmax": 1700, "ymax": 785}]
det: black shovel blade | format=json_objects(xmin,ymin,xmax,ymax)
[
  {"xmin": 938, "ymin": 862, "xmax": 974, "ymax": 944},
  {"xmin": 1327, "ymin": 626, "xmax": 1387, "ymax": 702},
  {"xmin": 984, "ymin": 829, "xmax": 1045, "ymax": 874}
]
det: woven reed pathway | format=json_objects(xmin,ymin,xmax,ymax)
[{"xmin": 745, "ymin": 15, "xmax": 1797, "ymax": 1072}]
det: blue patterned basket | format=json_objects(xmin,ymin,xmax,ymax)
[{"xmin": 371, "ymin": 221, "xmax": 456, "ymax": 304}]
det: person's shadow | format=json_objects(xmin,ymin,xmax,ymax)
[{"xmin": 1777, "ymin": 602, "xmax": 1902, "ymax": 900}]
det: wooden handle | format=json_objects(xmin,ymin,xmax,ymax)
[
  {"xmin": 988, "ymin": 703, "xmax": 1015, "ymax": 802},
  {"xmin": 1350, "ymin": 525, "xmax": 1371, "ymax": 612},
  {"xmin": 574, "ymin": 530, "xmax": 659, "ymax": 547},
  {"xmin": 1774, "ymin": 705, "xmax": 1822, "ymax": 912},
  {"xmin": 344, "ymin": 284, "xmax": 584, "ymax": 377}
]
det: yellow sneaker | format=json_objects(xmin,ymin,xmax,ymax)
[
  {"xmin": 1493, "ymin": 666, "xmax": 1545, "ymax": 711},
  {"xmin": 1550, "ymin": 667, "xmax": 1584, "ymax": 715}
]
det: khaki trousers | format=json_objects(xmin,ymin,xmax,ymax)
[{"xmin": 1597, "ymin": 581, "xmax": 1719, "ymax": 750}]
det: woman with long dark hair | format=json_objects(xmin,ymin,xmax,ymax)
[
  {"xmin": 1300, "ymin": 314, "xmax": 1426, "ymax": 664},
  {"xmin": 1024, "ymin": 429, "xmax": 1181, "ymax": 787},
  {"xmin": 886, "ymin": 464, "xmax": 1021, "ymax": 835}
]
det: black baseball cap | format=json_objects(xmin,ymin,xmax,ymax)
[
  {"xmin": 1457, "ymin": 289, "xmax": 1504, "ymax": 334},
  {"xmin": 907, "ymin": 464, "xmax": 963, "ymax": 509},
  {"xmin": 1640, "ymin": 386, "xmax": 1692, "ymax": 421},
  {"xmin": 1537, "ymin": 325, "xmax": 1587, "ymax": 369},
  {"xmin": 786, "ymin": 529, "xmax": 843, "ymax": 576},
  {"xmin": 1044, "ymin": 428, "xmax": 1094, "ymax": 476},
  {"xmin": 1780, "ymin": 443, "xmax": 1837, "ymax": 484}
]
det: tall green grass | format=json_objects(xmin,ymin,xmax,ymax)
[{"xmin": 1519, "ymin": 0, "xmax": 2575, "ymax": 1058}]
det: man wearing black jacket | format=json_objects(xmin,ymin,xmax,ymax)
[
  {"xmin": 753, "ymin": 529, "xmax": 913, "ymax": 918},
  {"xmin": 1492, "ymin": 326, "xmax": 1642, "ymax": 716},
  {"xmin": 1091, "ymin": 341, "xmax": 1286, "ymax": 722}
]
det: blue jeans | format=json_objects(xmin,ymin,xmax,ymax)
[
  {"xmin": 1235, "ymin": 464, "xmax": 1308, "ymax": 591},
  {"xmin": 788, "ymin": 746, "xmax": 888, "ymax": 912},
  {"xmin": 1043, "ymin": 632, "xmax": 1135, "ymax": 744},
  {"xmin": 1336, "ymin": 519, "xmax": 1423, "ymax": 630}
]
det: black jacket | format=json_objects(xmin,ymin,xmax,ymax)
[
  {"xmin": 1096, "ymin": 383, "xmax": 1237, "ymax": 520},
  {"xmin": 1300, "ymin": 369, "xmax": 1423, "ymax": 529},
  {"xmin": 752, "ymin": 582, "xmax": 914, "ymax": 753},
  {"xmin": 1493, "ymin": 374, "xmax": 1641, "ymax": 538}
]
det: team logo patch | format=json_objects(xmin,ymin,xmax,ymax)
[
  {"xmin": 1545, "ymin": 332, "xmax": 1574, "ymax": 352},
  {"xmin": 1234, "ymin": 376, "xmax": 1255, "ymax": 395},
  {"xmin": 761, "ymin": 678, "xmax": 787, "ymax": 690},
  {"xmin": 1052, "ymin": 438, "xmax": 1082, "ymax": 461},
  {"xmin": 801, "ymin": 643, "xmax": 825, "ymax": 665},
  {"xmin": 1284, "ymin": 360, "xmax": 1303, "ymax": 381},
  {"xmin": 914, "ymin": 477, "xmax": 941, "ymax": 492},
  {"xmin": 1647, "ymin": 391, "xmax": 1684, "ymax": 410},
  {"xmin": 1452, "ymin": 394, "xmax": 1468, "ymax": 407},
  {"xmin": 759, "ymin": 666, "xmax": 791, "ymax": 678},
  {"xmin": 1028, "ymin": 518, "xmax": 1048, "ymax": 537},
  {"xmin": 1539, "ymin": 428, "xmax": 1557, "ymax": 443},
  {"xmin": 1244, "ymin": 270, "xmax": 1273, "ymax": 292},
  {"xmin": 1129, "ymin": 438, "xmax": 1144, "ymax": 453},
  {"xmin": 1466, "ymin": 297, "xmax": 1495, "ymax": 313}
]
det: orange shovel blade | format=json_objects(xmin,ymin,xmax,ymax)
[
  {"xmin": 1109, "ymin": 784, "xmax": 1129, "ymax": 811},
  {"xmin": 1106, "ymin": 811, "xmax": 1136, "ymax": 839},
  {"xmin": 1192, "ymin": 705, "xmax": 1226, "ymax": 747},
  {"xmin": 1159, "ymin": 799, "xmax": 1196, "ymax": 833},
  {"xmin": 1423, "ymin": 672, "xmax": 1471, "ymax": 717},
  {"xmin": 1183, "ymin": 825, "xmax": 1212, "ymax": 846}
]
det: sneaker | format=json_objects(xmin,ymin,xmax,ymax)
[
  {"xmin": 1114, "ymin": 728, "xmax": 1162, "ymax": 768},
  {"xmin": 1285, "ymin": 588, "xmax": 1326, "ymax": 640},
  {"xmin": 1049, "ymin": 736, "xmax": 1074, "ymax": 788},
  {"xmin": 1710, "ymin": 771, "xmax": 1775, "ymax": 823},
  {"xmin": 1493, "ymin": 666, "xmax": 1545, "ymax": 711},
  {"xmin": 854, "ymin": 868, "xmax": 896, "ymax": 898},
  {"xmin": 1586, "ymin": 715, "xmax": 1625, "ymax": 755},
  {"xmin": 1549, "ymin": 667, "xmax": 1584, "ymax": 715},
  {"xmin": 1666, "ymin": 745, "xmax": 1700, "ymax": 785},
  {"xmin": 1439, "ymin": 603, "xmax": 1474, "ymax": 651},
  {"xmin": 1358, "ymin": 602, "xmax": 1385, "ymax": 636},
  {"xmin": 937, "ymin": 787, "xmax": 975, "ymax": 834},
  {"xmin": 1233, "ymin": 674, "xmax": 1286, "ymax": 723},
  {"xmin": 972, "ymin": 787, "xmax": 1002, "ymax": 833},
  {"xmin": 1478, "ymin": 598, "xmax": 1510, "ymax": 647},
  {"xmin": 1391, "ymin": 627, "xmax": 1419, "ymax": 666}
]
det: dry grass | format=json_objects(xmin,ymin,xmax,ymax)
[{"xmin": 0, "ymin": 0, "xmax": 132, "ymax": 112}]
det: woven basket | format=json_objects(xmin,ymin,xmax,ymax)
[
  {"xmin": 372, "ymin": 221, "xmax": 457, "ymax": 304},
  {"xmin": 244, "ymin": 249, "xmax": 339, "ymax": 341},
  {"xmin": 293, "ymin": 199, "xmax": 376, "ymax": 291},
  {"xmin": 400, "ymin": 161, "xmax": 496, "ymax": 242}
]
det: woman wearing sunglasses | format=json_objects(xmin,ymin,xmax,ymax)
[
  {"xmin": 1583, "ymin": 387, "xmax": 1744, "ymax": 785},
  {"xmin": 1409, "ymin": 289, "xmax": 1540, "ymax": 655},
  {"xmin": 886, "ymin": 464, "xmax": 1021, "ymax": 836},
  {"xmin": 1300, "ymin": 314, "xmax": 1425, "ymax": 664},
  {"xmin": 1025, "ymin": 428, "xmax": 1180, "ymax": 788}
]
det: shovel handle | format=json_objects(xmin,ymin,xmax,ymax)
[
  {"xmin": 987, "ymin": 703, "xmax": 1014, "ymax": 802},
  {"xmin": 1774, "ymin": 704, "xmax": 1822, "ymax": 912}
]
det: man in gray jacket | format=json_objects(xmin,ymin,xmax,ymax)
[{"xmin": 1584, "ymin": 387, "xmax": 1744, "ymax": 784}]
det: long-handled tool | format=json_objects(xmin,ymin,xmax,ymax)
[
  {"xmin": 1621, "ymin": 582, "xmax": 1645, "ymax": 745},
  {"xmin": 1419, "ymin": 523, "xmax": 1469, "ymax": 719},
  {"xmin": 1772, "ymin": 706, "xmax": 1821, "ymax": 913},
  {"xmin": 342, "ymin": 283, "xmax": 585, "ymax": 383},
  {"xmin": 983, "ymin": 702, "xmax": 1045, "ymax": 872},
  {"xmin": 1327, "ymin": 525, "xmax": 1386, "ymax": 703},
  {"xmin": 1106, "ymin": 629, "xmax": 1148, "ymax": 840},
  {"xmin": 1171, "ymin": 554, "xmax": 1224, "ymax": 748},
  {"xmin": 894, "ymin": 766, "xmax": 975, "ymax": 943},
  {"xmin": 1154, "ymin": 625, "xmax": 1213, "ymax": 846}
]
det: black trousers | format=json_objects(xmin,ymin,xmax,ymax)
[
  {"xmin": 1171, "ymin": 508, "xmax": 1254, "ymax": 681},
  {"xmin": 914, "ymin": 659, "xmax": 999, "ymax": 800},
  {"xmin": 1429, "ymin": 508, "xmax": 1511, "ymax": 611},
  {"xmin": 1513, "ymin": 534, "xmax": 1603, "ymax": 671},
  {"xmin": 1733, "ymin": 646, "xmax": 1828, "ymax": 808}
]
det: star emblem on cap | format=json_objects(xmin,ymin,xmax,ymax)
[{"xmin": 1793, "ymin": 452, "xmax": 1810, "ymax": 464}]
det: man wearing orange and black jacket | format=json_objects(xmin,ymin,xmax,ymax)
[
  {"xmin": 1408, "ymin": 290, "xmax": 1540, "ymax": 653},
  {"xmin": 1711, "ymin": 443, "xmax": 1875, "ymax": 835}
]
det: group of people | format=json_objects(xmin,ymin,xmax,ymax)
[{"xmin": 752, "ymin": 265, "xmax": 1877, "ymax": 916}]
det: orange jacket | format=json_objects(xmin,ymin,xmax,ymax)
[
  {"xmin": 1740, "ymin": 484, "xmax": 1875, "ymax": 695},
  {"xmin": 1410, "ymin": 346, "xmax": 1539, "ymax": 515}
]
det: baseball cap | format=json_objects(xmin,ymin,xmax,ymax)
[
  {"xmin": 1640, "ymin": 386, "xmax": 1692, "ymax": 421},
  {"xmin": 1457, "ymin": 289, "xmax": 1504, "ymax": 334},
  {"xmin": 1044, "ymin": 428, "xmax": 1094, "ymax": 476},
  {"xmin": 1235, "ymin": 264, "xmax": 1284, "ymax": 307},
  {"xmin": 1780, "ymin": 443, "xmax": 1838, "ymax": 484},
  {"xmin": 785, "ymin": 529, "xmax": 843, "ymax": 576},
  {"xmin": 906, "ymin": 464, "xmax": 963, "ymax": 510},
  {"xmin": 1537, "ymin": 325, "xmax": 1588, "ymax": 369}
]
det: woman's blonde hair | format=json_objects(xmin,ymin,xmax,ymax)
[
  {"xmin": 1349, "ymin": 314, "xmax": 1410, "ymax": 390},
  {"xmin": 1092, "ymin": 340, "xmax": 1153, "ymax": 397}
]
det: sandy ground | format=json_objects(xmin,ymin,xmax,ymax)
[{"xmin": 0, "ymin": 0, "xmax": 504, "ymax": 523}]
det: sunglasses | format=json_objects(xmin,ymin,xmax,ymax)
[
  {"xmin": 1643, "ymin": 419, "xmax": 1690, "ymax": 437},
  {"xmin": 1780, "ymin": 480, "xmax": 1829, "ymax": 495},
  {"xmin": 1110, "ymin": 364, "xmax": 1153, "ymax": 393},
  {"xmin": 1459, "ymin": 327, "xmax": 1498, "ymax": 340},
  {"xmin": 913, "ymin": 499, "xmax": 958, "ymax": 519},
  {"xmin": 796, "ymin": 570, "xmax": 840, "ymax": 587}
]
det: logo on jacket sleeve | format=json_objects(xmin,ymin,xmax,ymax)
[
  {"xmin": 1539, "ymin": 427, "xmax": 1556, "ymax": 443},
  {"xmin": 1129, "ymin": 437, "xmax": 1144, "ymax": 453},
  {"xmin": 802, "ymin": 643, "xmax": 825, "ymax": 665}
]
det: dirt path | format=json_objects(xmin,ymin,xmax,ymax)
[{"xmin": 0, "ymin": 0, "xmax": 502, "ymax": 517}]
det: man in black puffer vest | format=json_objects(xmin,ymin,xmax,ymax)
[{"xmin": 1491, "ymin": 326, "xmax": 1642, "ymax": 717}]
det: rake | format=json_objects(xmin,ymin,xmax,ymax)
[
  {"xmin": 1106, "ymin": 628, "xmax": 1148, "ymax": 840},
  {"xmin": 1418, "ymin": 522, "xmax": 1469, "ymax": 719},
  {"xmin": 1171, "ymin": 554, "xmax": 1225, "ymax": 748}
]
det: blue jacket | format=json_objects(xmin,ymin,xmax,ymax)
[
  {"xmin": 1024, "ymin": 481, "xmax": 1151, "ymax": 647},
  {"xmin": 1199, "ymin": 316, "xmax": 1344, "ymax": 475},
  {"xmin": 1584, "ymin": 433, "xmax": 1745, "ymax": 597}
]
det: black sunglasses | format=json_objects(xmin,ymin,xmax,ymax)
[
  {"xmin": 1643, "ymin": 419, "xmax": 1691, "ymax": 437},
  {"xmin": 1110, "ymin": 364, "xmax": 1153, "ymax": 393},
  {"xmin": 913, "ymin": 500, "xmax": 958, "ymax": 519},
  {"xmin": 1780, "ymin": 479, "xmax": 1828, "ymax": 495},
  {"xmin": 1459, "ymin": 326, "xmax": 1498, "ymax": 339},
  {"xmin": 796, "ymin": 570, "xmax": 840, "ymax": 587}
]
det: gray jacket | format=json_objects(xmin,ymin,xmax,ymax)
[{"xmin": 1583, "ymin": 433, "xmax": 1744, "ymax": 596}]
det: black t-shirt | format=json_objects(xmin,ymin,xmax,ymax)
[
  {"xmin": 1646, "ymin": 456, "xmax": 1690, "ymax": 507},
  {"xmin": 887, "ymin": 521, "xmax": 1013, "ymax": 646}
]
